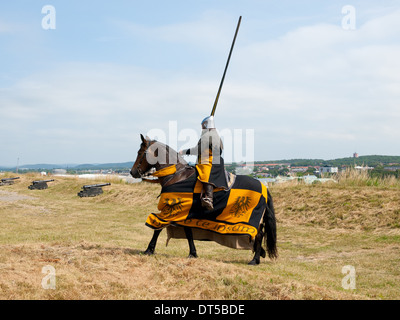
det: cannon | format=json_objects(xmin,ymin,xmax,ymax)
[
  {"xmin": 28, "ymin": 179, "xmax": 55, "ymax": 190},
  {"xmin": 77, "ymin": 183, "xmax": 111, "ymax": 197},
  {"xmin": 0, "ymin": 177, "xmax": 20, "ymax": 186}
]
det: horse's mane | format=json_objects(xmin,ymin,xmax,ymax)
[{"xmin": 148, "ymin": 140, "xmax": 188, "ymax": 166}]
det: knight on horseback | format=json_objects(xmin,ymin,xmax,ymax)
[
  {"xmin": 179, "ymin": 116, "xmax": 228, "ymax": 211},
  {"xmin": 129, "ymin": 17, "xmax": 277, "ymax": 264}
]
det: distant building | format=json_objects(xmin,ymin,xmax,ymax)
[
  {"xmin": 53, "ymin": 169, "xmax": 67, "ymax": 175},
  {"xmin": 353, "ymin": 152, "xmax": 359, "ymax": 158},
  {"xmin": 290, "ymin": 167, "xmax": 308, "ymax": 173},
  {"xmin": 384, "ymin": 166, "xmax": 400, "ymax": 171},
  {"xmin": 235, "ymin": 166, "xmax": 253, "ymax": 175},
  {"xmin": 355, "ymin": 166, "xmax": 374, "ymax": 171},
  {"xmin": 320, "ymin": 166, "xmax": 338, "ymax": 174}
]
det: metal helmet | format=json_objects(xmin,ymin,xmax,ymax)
[{"xmin": 201, "ymin": 116, "xmax": 215, "ymax": 129}]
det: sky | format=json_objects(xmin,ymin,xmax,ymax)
[{"xmin": 1, "ymin": 0, "xmax": 400, "ymax": 166}]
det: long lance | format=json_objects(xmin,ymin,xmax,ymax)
[{"xmin": 210, "ymin": 16, "xmax": 242, "ymax": 117}]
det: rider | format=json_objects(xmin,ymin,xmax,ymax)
[{"xmin": 179, "ymin": 116, "xmax": 228, "ymax": 211}]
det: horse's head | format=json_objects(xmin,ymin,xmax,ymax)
[
  {"xmin": 130, "ymin": 134, "xmax": 154, "ymax": 178},
  {"xmin": 130, "ymin": 134, "xmax": 188, "ymax": 178}
]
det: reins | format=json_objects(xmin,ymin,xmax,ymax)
[
  {"xmin": 134, "ymin": 141, "xmax": 194, "ymax": 188},
  {"xmin": 135, "ymin": 141, "xmax": 155, "ymax": 177}
]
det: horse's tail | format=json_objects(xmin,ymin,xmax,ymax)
[{"xmin": 264, "ymin": 189, "xmax": 278, "ymax": 259}]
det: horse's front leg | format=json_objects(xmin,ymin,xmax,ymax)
[
  {"xmin": 184, "ymin": 227, "xmax": 198, "ymax": 258},
  {"xmin": 144, "ymin": 229, "xmax": 162, "ymax": 255}
]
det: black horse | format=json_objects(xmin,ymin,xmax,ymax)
[{"xmin": 130, "ymin": 134, "xmax": 277, "ymax": 265}]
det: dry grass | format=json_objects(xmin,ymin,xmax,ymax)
[
  {"xmin": 1, "ymin": 172, "xmax": 400, "ymax": 300},
  {"xmin": 334, "ymin": 167, "xmax": 400, "ymax": 188},
  {"xmin": 272, "ymin": 184, "xmax": 400, "ymax": 231}
]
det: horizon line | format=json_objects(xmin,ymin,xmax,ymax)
[{"xmin": 2, "ymin": 154, "xmax": 400, "ymax": 169}]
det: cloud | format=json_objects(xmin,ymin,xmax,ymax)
[
  {"xmin": 0, "ymin": 22, "xmax": 10, "ymax": 33},
  {"xmin": 0, "ymin": 62, "xmax": 222, "ymax": 164},
  {"xmin": 0, "ymin": 20, "xmax": 23, "ymax": 34},
  {"xmin": 1, "ymin": 8, "xmax": 400, "ymax": 165},
  {"xmin": 112, "ymin": 11, "xmax": 237, "ymax": 50},
  {"xmin": 221, "ymin": 10, "xmax": 400, "ymax": 158}
]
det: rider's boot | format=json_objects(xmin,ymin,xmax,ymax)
[{"xmin": 201, "ymin": 183, "xmax": 214, "ymax": 211}]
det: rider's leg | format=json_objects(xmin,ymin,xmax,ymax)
[{"xmin": 201, "ymin": 183, "xmax": 214, "ymax": 211}]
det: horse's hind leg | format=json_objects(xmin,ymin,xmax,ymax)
[
  {"xmin": 144, "ymin": 229, "xmax": 162, "ymax": 255},
  {"xmin": 184, "ymin": 227, "xmax": 198, "ymax": 258},
  {"xmin": 248, "ymin": 227, "xmax": 265, "ymax": 265}
]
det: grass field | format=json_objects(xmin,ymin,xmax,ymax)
[{"xmin": 0, "ymin": 172, "xmax": 399, "ymax": 300}]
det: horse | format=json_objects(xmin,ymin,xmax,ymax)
[{"xmin": 130, "ymin": 134, "xmax": 277, "ymax": 265}]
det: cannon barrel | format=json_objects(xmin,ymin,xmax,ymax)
[
  {"xmin": 32, "ymin": 179, "xmax": 55, "ymax": 184},
  {"xmin": 1, "ymin": 177, "xmax": 20, "ymax": 182},
  {"xmin": 82, "ymin": 183, "xmax": 111, "ymax": 189}
]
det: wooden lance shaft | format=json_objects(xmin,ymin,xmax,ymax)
[{"xmin": 210, "ymin": 16, "xmax": 242, "ymax": 117}]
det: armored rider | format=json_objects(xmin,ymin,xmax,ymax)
[{"xmin": 179, "ymin": 116, "xmax": 228, "ymax": 211}]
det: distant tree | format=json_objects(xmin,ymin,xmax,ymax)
[{"xmin": 306, "ymin": 167, "xmax": 315, "ymax": 174}]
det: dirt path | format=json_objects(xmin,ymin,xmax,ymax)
[{"xmin": 0, "ymin": 190, "xmax": 36, "ymax": 202}]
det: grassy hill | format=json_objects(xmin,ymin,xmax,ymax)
[{"xmin": 0, "ymin": 172, "xmax": 399, "ymax": 299}]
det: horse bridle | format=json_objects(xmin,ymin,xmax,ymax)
[
  {"xmin": 135, "ymin": 140, "xmax": 193, "ymax": 186},
  {"xmin": 135, "ymin": 141, "xmax": 155, "ymax": 177}
]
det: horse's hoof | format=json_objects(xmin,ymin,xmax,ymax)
[
  {"xmin": 260, "ymin": 247, "xmax": 266, "ymax": 259},
  {"xmin": 248, "ymin": 259, "xmax": 260, "ymax": 266},
  {"xmin": 143, "ymin": 249, "xmax": 154, "ymax": 255},
  {"xmin": 187, "ymin": 253, "xmax": 198, "ymax": 259}
]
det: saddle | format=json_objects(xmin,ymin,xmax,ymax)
[
  {"xmin": 162, "ymin": 164, "xmax": 196, "ymax": 188},
  {"xmin": 164, "ymin": 165, "xmax": 236, "ymax": 190},
  {"xmin": 221, "ymin": 170, "xmax": 236, "ymax": 191},
  {"xmin": 145, "ymin": 163, "xmax": 236, "ymax": 191}
]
